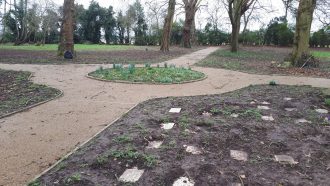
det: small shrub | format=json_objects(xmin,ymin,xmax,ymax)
[
  {"xmin": 28, "ymin": 180, "xmax": 41, "ymax": 186},
  {"xmin": 169, "ymin": 64, "xmax": 176, "ymax": 68},
  {"xmin": 269, "ymin": 80, "xmax": 277, "ymax": 86},
  {"xmin": 164, "ymin": 63, "xmax": 168, "ymax": 68},
  {"xmin": 128, "ymin": 64, "xmax": 135, "ymax": 74},
  {"xmin": 114, "ymin": 135, "xmax": 132, "ymax": 143},
  {"xmin": 145, "ymin": 63, "xmax": 151, "ymax": 68},
  {"xmin": 157, "ymin": 64, "xmax": 160, "ymax": 68}
]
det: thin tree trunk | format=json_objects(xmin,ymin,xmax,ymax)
[
  {"xmin": 160, "ymin": 0, "xmax": 175, "ymax": 52},
  {"xmin": 58, "ymin": 0, "xmax": 74, "ymax": 57},
  {"xmin": 183, "ymin": 3, "xmax": 194, "ymax": 48},
  {"xmin": 291, "ymin": 0, "xmax": 316, "ymax": 66}
]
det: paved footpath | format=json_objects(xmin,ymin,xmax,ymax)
[{"xmin": 0, "ymin": 47, "xmax": 329, "ymax": 185}]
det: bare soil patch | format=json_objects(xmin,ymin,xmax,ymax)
[
  {"xmin": 197, "ymin": 46, "xmax": 330, "ymax": 78},
  {"xmin": 33, "ymin": 85, "xmax": 330, "ymax": 185},
  {"xmin": 0, "ymin": 47, "xmax": 202, "ymax": 64},
  {"xmin": 0, "ymin": 69, "xmax": 61, "ymax": 117}
]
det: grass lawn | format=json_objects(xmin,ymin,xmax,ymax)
[
  {"xmin": 88, "ymin": 66, "xmax": 205, "ymax": 84},
  {"xmin": 31, "ymin": 85, "xmax": 330, "ymax": 185},
  {"xmin": 0, "ymin": 69, "xmax": 61, "ymax": 118},
  {"xmin": 196, "ymin": 46, "xmax": 330, "ymax": 78},
  {"xmin": 0, "ymin": 44, "xmax": 203, "ymax": 64},
  {"xmin": 0, "ymin": 44, "xmax": 139, "ymax": 51}
]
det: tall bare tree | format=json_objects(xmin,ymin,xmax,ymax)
[
  {"xmin": 160, "ymin": 0, "xmax": 175, "ymax": 52},
  {"xmin": 291, "ymin": 0, "xmax": 316, "ymax": 66},
  {"xmin": 182, "ymin": 0, "xmax": 201, "ymax": 48},
  {"xmin": 224, "ymin": 0, "xmax": 256, "ymax": 52},
  {"xmin": 58, "ymin": 0, "xmax": 74, "ymax": 57},
  {"xmin": 282, "ymin": 0, "xmax": 294, "ymax": 22}
]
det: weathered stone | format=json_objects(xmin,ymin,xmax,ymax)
[
  {"xmin": 261, "ymin": 116, "xmax": 274, "ymax": 121},
  {"xmin": 295, "ymin": 119, "xmax": 311, "ymax": 124},
  {"xmin": 285, "ymin": 108, "xmax": 296, "ymax": 112},
  {"xmin": 261, "ymin": 101, "xmax": 270, "ymax": 105},
  {"xmin": 184, "ymin": 145, "xmax": 202, "ymax": 155},
  {"xmin": 230, "ymin": 150, "xmax": 248, "ymax": 161},
  {"xmin": 146, "ymin": 141, "xmax": 163, "ymax": 149},
  {"xmin": 119, "ymin": 167, "xmax": 144, "ymax": 183},
  {"xmin": 230, "ymin": 113, "xmax": 239, "ymax": 118},
  {"xmin": 274, "ymin": 155, "xmax": 298, "ymax": 165},
  {"xmin": 169, "ymin": 108, "xmax": 182, "ymax": 113},
  {"xmin": 284, "ymin": 97, "xmax": 292, "ymax": 101},
  {"xmin": 161, "ymin": 123, "xmax": 175, "ymax": 130},
  {"xmin": 250, "ymin": 101, "xmax": 256, "ymax": 105},
  {"xmin": 315, "ymin": 109, "xmax": 328, "ymax": 114},
  {"xmin": 202, "ymin": 111, "xmax": 212, "ymax": 117},
  {"xmin": 257, "ymin": 106, "xmax": 270, "ymax": 110},
  {"xmin": 173, "ymin": 177, "xmax": 195, "ymax": 186}
]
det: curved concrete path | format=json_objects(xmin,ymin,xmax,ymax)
[{"xmin": 0, "ymin": 47, "xmax": 329, "ymax": 185}]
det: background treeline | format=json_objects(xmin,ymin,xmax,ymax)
[{"xmin": 1, "ymin": 0, "xmax": 329, "ymax": 47}]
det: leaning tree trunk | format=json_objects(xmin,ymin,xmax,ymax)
[
  {"xmin": 291, "ymin": 0, "xmax": 316, "ymax": 66},
  {"xmin": 182, "ymin": 3, "xmax": 194, "ymax": 48},
  {"xmin": 58, "ymin": 0, "xmax": 74, "ymax": 57},
  {"xmin": 160, "ymin": 0, "xmax": 175, "ymax": 52}
]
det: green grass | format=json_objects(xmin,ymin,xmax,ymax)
[
  {"xmin": 0, "ymin": 44, "xmax": 140, "ymax": 51},
  {"xmin": 311, "ymin": 51, "xmax": 330, "ymax": 59},
  {"xmin": 89, "ymin": 66, "xmax": 205, "ymax": 84}
]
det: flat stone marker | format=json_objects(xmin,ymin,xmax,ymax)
[
  {"xmin": 202, "ymin": 111, "xmax": 212, "ymax": 117},
  {"xmin": 230, "ymin": 150, "xmax": 248, "ymax": 161},
  {"xmin": 261, "ymin": 116, "xmax": 274, "ymax": 121},
  {"xmin": 173, "ymin": 176, "xmax": 195, "ymax": 186},
  {"xmin": 295, "ymin": 119, "xmax": 311, "ymax": 124},
  {"xmin": 284, "ymin": 97, "xmax": 292, "ymax": 101},
  {"xmin": 230, "ymin": 113, "xmax": 239, "ymax": 118},
  {"xmin": 184, "ymin": 145, "xmax": 202, "ymax": 155},
  {"xmin": 169, "ymin": 108, "xmax": 182, "ymax": 113},
  {"xmin": 274, "ymin": 155, "xmax": 298, "ymax": 165},
  {"xmin": 257, "ymin": 105, "xmax": 270, "ymax": 110},
  {"xmin": 261, "ymin": 101, "xmax": 270, "ymax": 105},
  {"xmin": 285, "ymin": 108, "xmax": 296, "ymax": 112},
  {"xmin": 250, "ymin": 101, "xmax": 256, "ymax": 105},
  {"xmin": 119, "ymin": 167, "xmax": 144, "ymax": 183},
  {"xmin": 315, "ymin": 109, "xmax": 328, "ymax": 114},
  {"xmin": 147, "ymin": 141, "xmax": 163, "ymax": 149},
  {"xmin": 161, "ymin": 123, "xmax": 175, "ymax": 130}
]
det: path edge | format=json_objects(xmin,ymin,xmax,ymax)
[{"xmin": 28, "ymin": 102, "xmax": 140, "ymax": 184}]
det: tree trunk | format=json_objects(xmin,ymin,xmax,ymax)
[
  {"xmin": 231, "ymin": 19, "xmax": 240, "ymax": 52},
  {"xmin": 2, "ymin": 0, "xmax": 6, "ymax": 41},
  {"xmin": 182, "ymin": 2, "xmax": 194, "ymax": 48},
  {"xmin": 291, "ymin": 0, "xmax": 316, "ymax": 66},
  {"xmin": 160, "ymin": 0, "xmax": 175, "ymax": 52},
  {"xmin": 58, "ymin": 0, "xmax": 75, "ymax": 57}
]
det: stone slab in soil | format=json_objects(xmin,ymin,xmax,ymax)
[
  {"xmin": 230, "ymin": 150, "xmax": 248, "ymax": 161},
  {"xmin": 161, "ymin": 123, "xmax": 175, "ymax": 130},
  {"xmin": 118, "ymin": 167, "xmax": 144, "ymax": 183},
  {"xmin": 173, "ymin": 177, "xmax": 195, "ymax": 186},
  {"xmin": 169, "ymin": 108, "xmax": 182, "ymax": 113}
]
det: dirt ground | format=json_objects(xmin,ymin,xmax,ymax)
[
  {"xmin": 36, "ymin": 85, "xmax": 330, "ymax": 185},
  {"xmin": 197, "ymin": 46, "xmax": 330, "ymax": 79},
  {"xmin": 0, "ymin": 69, "xmax": 61, "ymax": 117},
  {"xmin": 0, "ymin": 46, "xmax": 202, "ymax": 64},
  {"xmin": 0, "ymin": 47, "xmax": 330, "ymax": 185}
]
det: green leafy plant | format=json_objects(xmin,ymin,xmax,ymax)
[
  {"xmin": 114, "ymin": 135, "xmax": 132, "ymax": 143},
  {"xmin": 27, "ymin": 180, "xmax": 41, "ymax": 186},
  {"xmin": 325, "ymin": 98, "xmax": 330, "ymax": 107},
  {"xmin": 128, "ymin": 64, "xmax": 135, "ymax": 74},
  {"xmin": 66, "ymin": 173, "xmax": 82, "ymax": 184},
  {"xmin": 144, "ymin": 63, "xmax": 151, "ymax": 68}
]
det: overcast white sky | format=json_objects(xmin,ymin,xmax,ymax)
[{"xmin": 0, "ymin": 0, "xmax": 323, "ymax": 32}]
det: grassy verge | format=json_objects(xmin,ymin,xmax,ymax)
[
  {"xmin": 0, "ymin": 69, "xmax": 61, "ymax": 117},
  {"xmin": 196, "ymin": 47, "xmax": 330, "ymax": 78},
  {"xmin": 0, "ymin": 44, "xmax": 139, "ymax": 51},
  {"xmin": 88, "ymin": 65, "xmax": 205, "ymax": 84}
]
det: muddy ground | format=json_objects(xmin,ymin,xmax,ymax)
[
  {"xmin": 197, "ymin": 46, "xmax": 330, "ymax": 79},
  {"xmin": 0, "ymin": 69, "xmax": 61, "ymax": 117},
  {"xmin": 34, "ymin": 85, "xmax": 330, "ymax": 186},
  {"xmin": 0, "ymin": 47, "xmax": 202, "ymax": 64}
]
